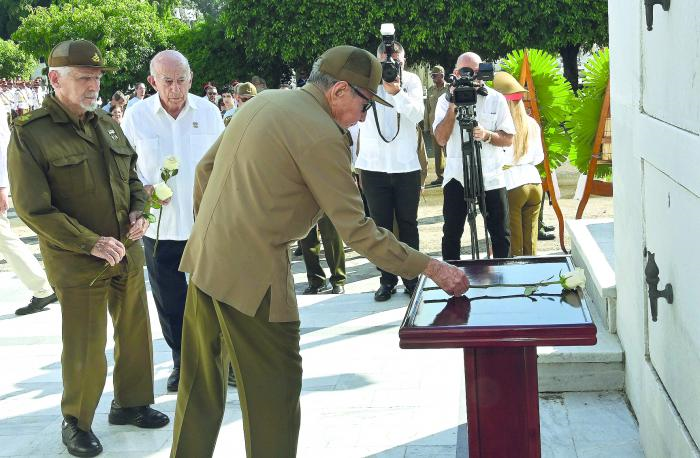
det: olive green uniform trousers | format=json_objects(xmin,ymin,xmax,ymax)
[
  {"xmin": 55, "ymin": 266, "xmax": 154, "ymax": 431},
  {"xmin": 507, "ymin": 183, "xmax": 543, "ymax": 256},
  {"xmin": 171, "ymin": 285, "xmax": 302, "ymax": 458},
  {"xmin": 300, "ymin": 214, "xmax": 346, "ymax": 287}
]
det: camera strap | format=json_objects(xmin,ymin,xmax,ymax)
[{"xmin": 373, "ymin": 108, "xmax": 400, "ymax": 143}]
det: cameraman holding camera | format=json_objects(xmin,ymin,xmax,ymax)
[
  {"xmin": 356, "ymin": 29, "xmax": 426, "ymax": 301},
  {"xmin": 433, "ymin": 52, "xmax": 515, "ymax": 259}
]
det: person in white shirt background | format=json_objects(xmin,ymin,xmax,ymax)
[
  {"xmin": 493, "ymin": 72, "xmax": 544, "ymax": 256},
  {"xmin": 0, "ymin": 101, "xmax": 57, "ymax": 315},
  {"xmin": 433, "ymin": 52, "xmax": 515, "ymax": 260},
  {"xmin": 355, "ymin": 40, "xmax": 425, "ymax": 302},
  {"xmin": 121, "ymin": 50, "xmax": 224, "ymax": 392},
  {"xmin": 127, "ymin": 82, "xmax": 147, "ymax": 109}
]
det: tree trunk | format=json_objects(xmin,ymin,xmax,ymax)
[{"xmin": 560, "ymin": 44, "xmax": 581, "ymax": 93}]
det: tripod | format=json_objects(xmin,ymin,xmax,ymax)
[{"xmin": 456, "ymin": 104, "xmax": 491, "ymax": 260}]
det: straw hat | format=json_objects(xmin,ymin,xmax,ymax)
[{"xmin": 493, "ymin": 71, "xmax": 527, "ymax": 96}]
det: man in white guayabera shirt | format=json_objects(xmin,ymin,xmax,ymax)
[{"xmin": 121, "ymin": 50, "xmax": 224, "ymax": 393}]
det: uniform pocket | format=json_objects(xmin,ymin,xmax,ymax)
[
  {"xmin": 48, "ymin": 154, "xmax": 94, "ymax": 195},
  {"xmin": 479, "ymin": 113, "xmax": 497, "ymax": 131},
  {"xmin": 110, "ymin": 145, "xmax": 134, "ymax": 182}
]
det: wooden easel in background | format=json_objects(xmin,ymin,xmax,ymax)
[
  {"xmin": 576, "ymin": 81, "xmax": 612, "ymax": 219},
  {"xmin": 518, "ymin": 50, "xmax": 568, "ymax": 253}
]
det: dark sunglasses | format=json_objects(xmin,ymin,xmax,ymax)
[
  {"xmin": 350, "ymin": 84, "xmax": 374, "ymax": 112},
  {"xmin": 431, "ymin": 73, "xmax": 443, "ymax": 78}
]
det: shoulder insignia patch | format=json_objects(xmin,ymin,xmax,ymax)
[{"xmin": 13, "ymin": 108, "xmax": 49, "ymax": 126}]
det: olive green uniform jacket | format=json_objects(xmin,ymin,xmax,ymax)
[
  {"xmin": 424, "ymin": 84, "xmax": 450, "ymax": 132},
  {"xmin": 7, "ymin": 96, "xmax": 147, "ymax": 287},
  {"xmin": 181, "ymin": 84, "xmax": 431, "ymax": 323}
]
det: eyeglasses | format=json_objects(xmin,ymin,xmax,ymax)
[
  {"xmin": 349, "ymin": 84, "xmax": 374, "ymax": 113},
  {"xmin": 431, "ymin": 73, "xmax": 443, "ymax": 78},
  {"xmin": 207, "ymin": 91, "xmax": 217, "ymax": 96}
]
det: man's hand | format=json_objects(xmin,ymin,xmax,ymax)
[
  {"xmin": 473, "ymin": 124, "xmax": 490, "ymax": 142},
  {"xmin": 144, "ymin": 184, "xmax": 171, "ymax": 206},
  {"xmin": 0, "ymin": 187, "xmax": 8, "ymax": 214},
  {"xmin": 423, "ymin": 258, "xmax": 470, "ymax": 296},
  {"xmin": 91, "ymin": 237, "xmax": 126, "ymax": 266},
  {"xmin": 382, "ymin": 76, "xmax": 401, "ymax": 96},
  {"xmin": 126, "ymin": 211, "xmax": 149, "ymax": 241}
]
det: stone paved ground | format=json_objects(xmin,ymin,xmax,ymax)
[{"xmin": 0, "ymin": 163, "xmax": 639, "ymax": 457}]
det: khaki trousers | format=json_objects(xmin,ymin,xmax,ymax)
[
  {"xmin": 507, "ymin": 183, "xmax": 543, "ymax": 256},
  {"xmin": 171, "ymin": 285, "xmax": 302, "ymax": 458},
  {"xmin": 55, "ymin": 266, "xmax": 154, "ymax": 431},
  {"xmin": 430, "ymin": 133, "xmax": 445, "ymax": 178},
  {"xmin": 0, "ymin": 211, "xmax": 52, "ymax": 297}
]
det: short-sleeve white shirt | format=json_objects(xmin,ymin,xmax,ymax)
[
  {"xmin": 433, "ymin": 86, "xmax": 515, "ymax": 191},
  {"xmin": 122, "ymin": 93, "xmax": 224, "ymax": 240}
]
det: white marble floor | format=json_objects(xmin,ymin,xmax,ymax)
[{"xmin": 0, "ymin": 267, "xmax": 644, "ymax": 457}]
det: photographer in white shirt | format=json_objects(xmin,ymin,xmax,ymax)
[
  {"xmin": 433, "ymin": 52, "xmax": 515, "ymax": 259},
  {"xmin": 355, "ymin": 40, "xmax": 425, "ymax": 301}
]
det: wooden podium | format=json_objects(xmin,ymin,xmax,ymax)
[{"xmin": 400, "ymin": 256, "xmax": 597, "ymax": 457}]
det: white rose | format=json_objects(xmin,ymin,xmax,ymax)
[
  {"xmin": 163, "ymin": 155, "xmax": 179, "ymax": 171},
  {"xmin": 561, "ymin": 268, "xmax": 586, "ymax": 290},
  {"xmin": 153, "ymin": 181, "xmax": 173, "ymax": 200}
]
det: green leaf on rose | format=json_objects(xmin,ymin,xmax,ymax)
[{"xmin": 524, "ymin": 286, "xmax": 539, "ymax": 296}]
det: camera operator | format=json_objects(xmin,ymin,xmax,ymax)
[
  {"xmin": 433, "ymin": 52, "xmax": 515, "ymax": 259},
  {"xmin": 355, "ymin": 39, "xmax": 426, "ymax": 301}
]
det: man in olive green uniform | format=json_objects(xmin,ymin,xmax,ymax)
[
  {"xmin": 7, "ymin": 40, "xmax": 168, "ymax": 458},
  {"xmin": 170, "ymin": 45, "xmax": 470, "ymax": 458},
  {"xmin": 424, "ymin": 65, "xmax": 450, "ymax": 186},
  {"xmin": 300, "ymin": 214, "xmax": 346, "ymax": 294}
]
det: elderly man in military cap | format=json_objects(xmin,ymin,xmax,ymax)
[
  {"xmin": 424, "ymin": 64, "xmax": 450, "ymax": 186},
  {"xmin": 170, "ymin": 45, "xmax": 470, "ymax": 458},
  {"xmin": 7, "ymin": 39, "xmax": 168, "ymax": 458}
]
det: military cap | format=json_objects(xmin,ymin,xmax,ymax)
[
  {"xmin": 317, "ymin": 45, "xmax": 392, "ymax": 107},
  {"xmin": 48, "ymin": 40, "xmax": 114, "ymax": 70},
  {"xmin": 236, "ymin": 82, "xmax": 257, "ymax": 97},
  {"xmin": 493, "ymin": 71, "xmax": 527, "ymax": 96},
  {"xmin": 431, "ymin": 65, "xmax": 445, "ymax": 74}
]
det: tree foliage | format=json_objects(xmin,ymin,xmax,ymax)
[
  {"xmin": 0, "ymin": 38, "xmax": 37, "ymax": 79},
  {"xmin": 12, "ymin": 0, "xmax": 186, "ymax": 97},
  {"xmin": 220, "ymin": 0, "xmax": 608, "ymax": 81},
  {"xmin": 0, "ymin": 0, "xmax": 52, "ymax": 40}
]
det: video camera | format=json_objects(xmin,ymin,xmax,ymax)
[
  {"xmin": 446, "ymin": 63, "xmax": 494, "ymax": 106},
  {"xmin": 380, "ymin": 23, "xmax": 401, "ymax": 83}
]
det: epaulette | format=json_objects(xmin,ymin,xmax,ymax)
[{"xmin": 13, "ymin": 108, "xmax": 50, "ymax": 127}]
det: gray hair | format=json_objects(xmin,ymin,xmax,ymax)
[
  {"xmin": 49, "ymin": 67, "xmax": 72, "ymax": 77},
  {"xmin": 306, "ymin": 58, "xmax": 339, "ymax": 91},
  {"xmin": 149, "ymin": 50, "xmax": 191, "ymax": 78}
]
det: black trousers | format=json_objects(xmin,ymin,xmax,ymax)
[
  {"xmin": 441, "ymin": 179, "xmax": 511, "ymax": 260},
  {"xmin": 360, "ymin": 169, "xmax": 421, "ymax": 288},
  {"xmin": 300, "ymin": 214, "xmax": 346, "ymax": 287},
  {"xmin": 143, "ymin": 237, "xmax": 188, "ymax": 368}
]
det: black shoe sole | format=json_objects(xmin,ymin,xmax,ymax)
[{"xmin": 62, "ymin": 436, "xmax": 103, "ymax": 458}]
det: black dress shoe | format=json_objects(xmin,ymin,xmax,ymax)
[
  {"xmin": 62, "ymin": 416, "xmax": 103, "ymax": 457},
  {"xmin": 541, "ymin": 224, "xmax": 555, "ymax": 232},
  {"xmin": 108, "ymin": 401, "xmax": 169, "ymax": 428},
  {"xmin": 428, "ymin": 177, "xmax": 443, "ymax": 187},
  {"xmin": 374, "ymin": 284, "xmax": 396, "ymax": 302},
  {"xmin": 166, "ymin": 367, "xmax": 179, "ymax": 392},
  {"xmin": 303, "ymin": 283, "xmax": 331, "ymax": 294},
  {"xmin": 15, "ymin": 292, "xmax": 58, "ymax": 315},
  {"xmin": 331, "ymin": 284, "xmax": 345, "ymax": 294},
  {"xmin": 228, "ymin": 364, "xmax": 237, "ymax": 387},
  {"xmin": 538, "ymin": 230, "xmax": 556, "ymax": 241}
]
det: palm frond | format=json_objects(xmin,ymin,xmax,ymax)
[
  {"xmin": 500, "ymin": 49, "xmax": 575, "ymax": 172},
  {"xmin": 568, "ymin": 48, "xmax": 611, "ymax": 177}
]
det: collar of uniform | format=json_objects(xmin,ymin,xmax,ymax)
[
  {"xmin": 149, "ymin": 92, "xmax": 199, "ymax": 116},
  {"xmin": 45, "ymin": 94, "xmax": 96, "ymax": 128},
  {"xmin": 302, "ymin": 83, "xmax": 346, "ymax": 136}
]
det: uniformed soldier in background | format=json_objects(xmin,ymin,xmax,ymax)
[
  {"xmin": 7, "ymin": 40, "xmax": 168, "ymax": 458},
  {"xmin": 170, "ymin": 45, "xmax": 470, "ymax": 458}
]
